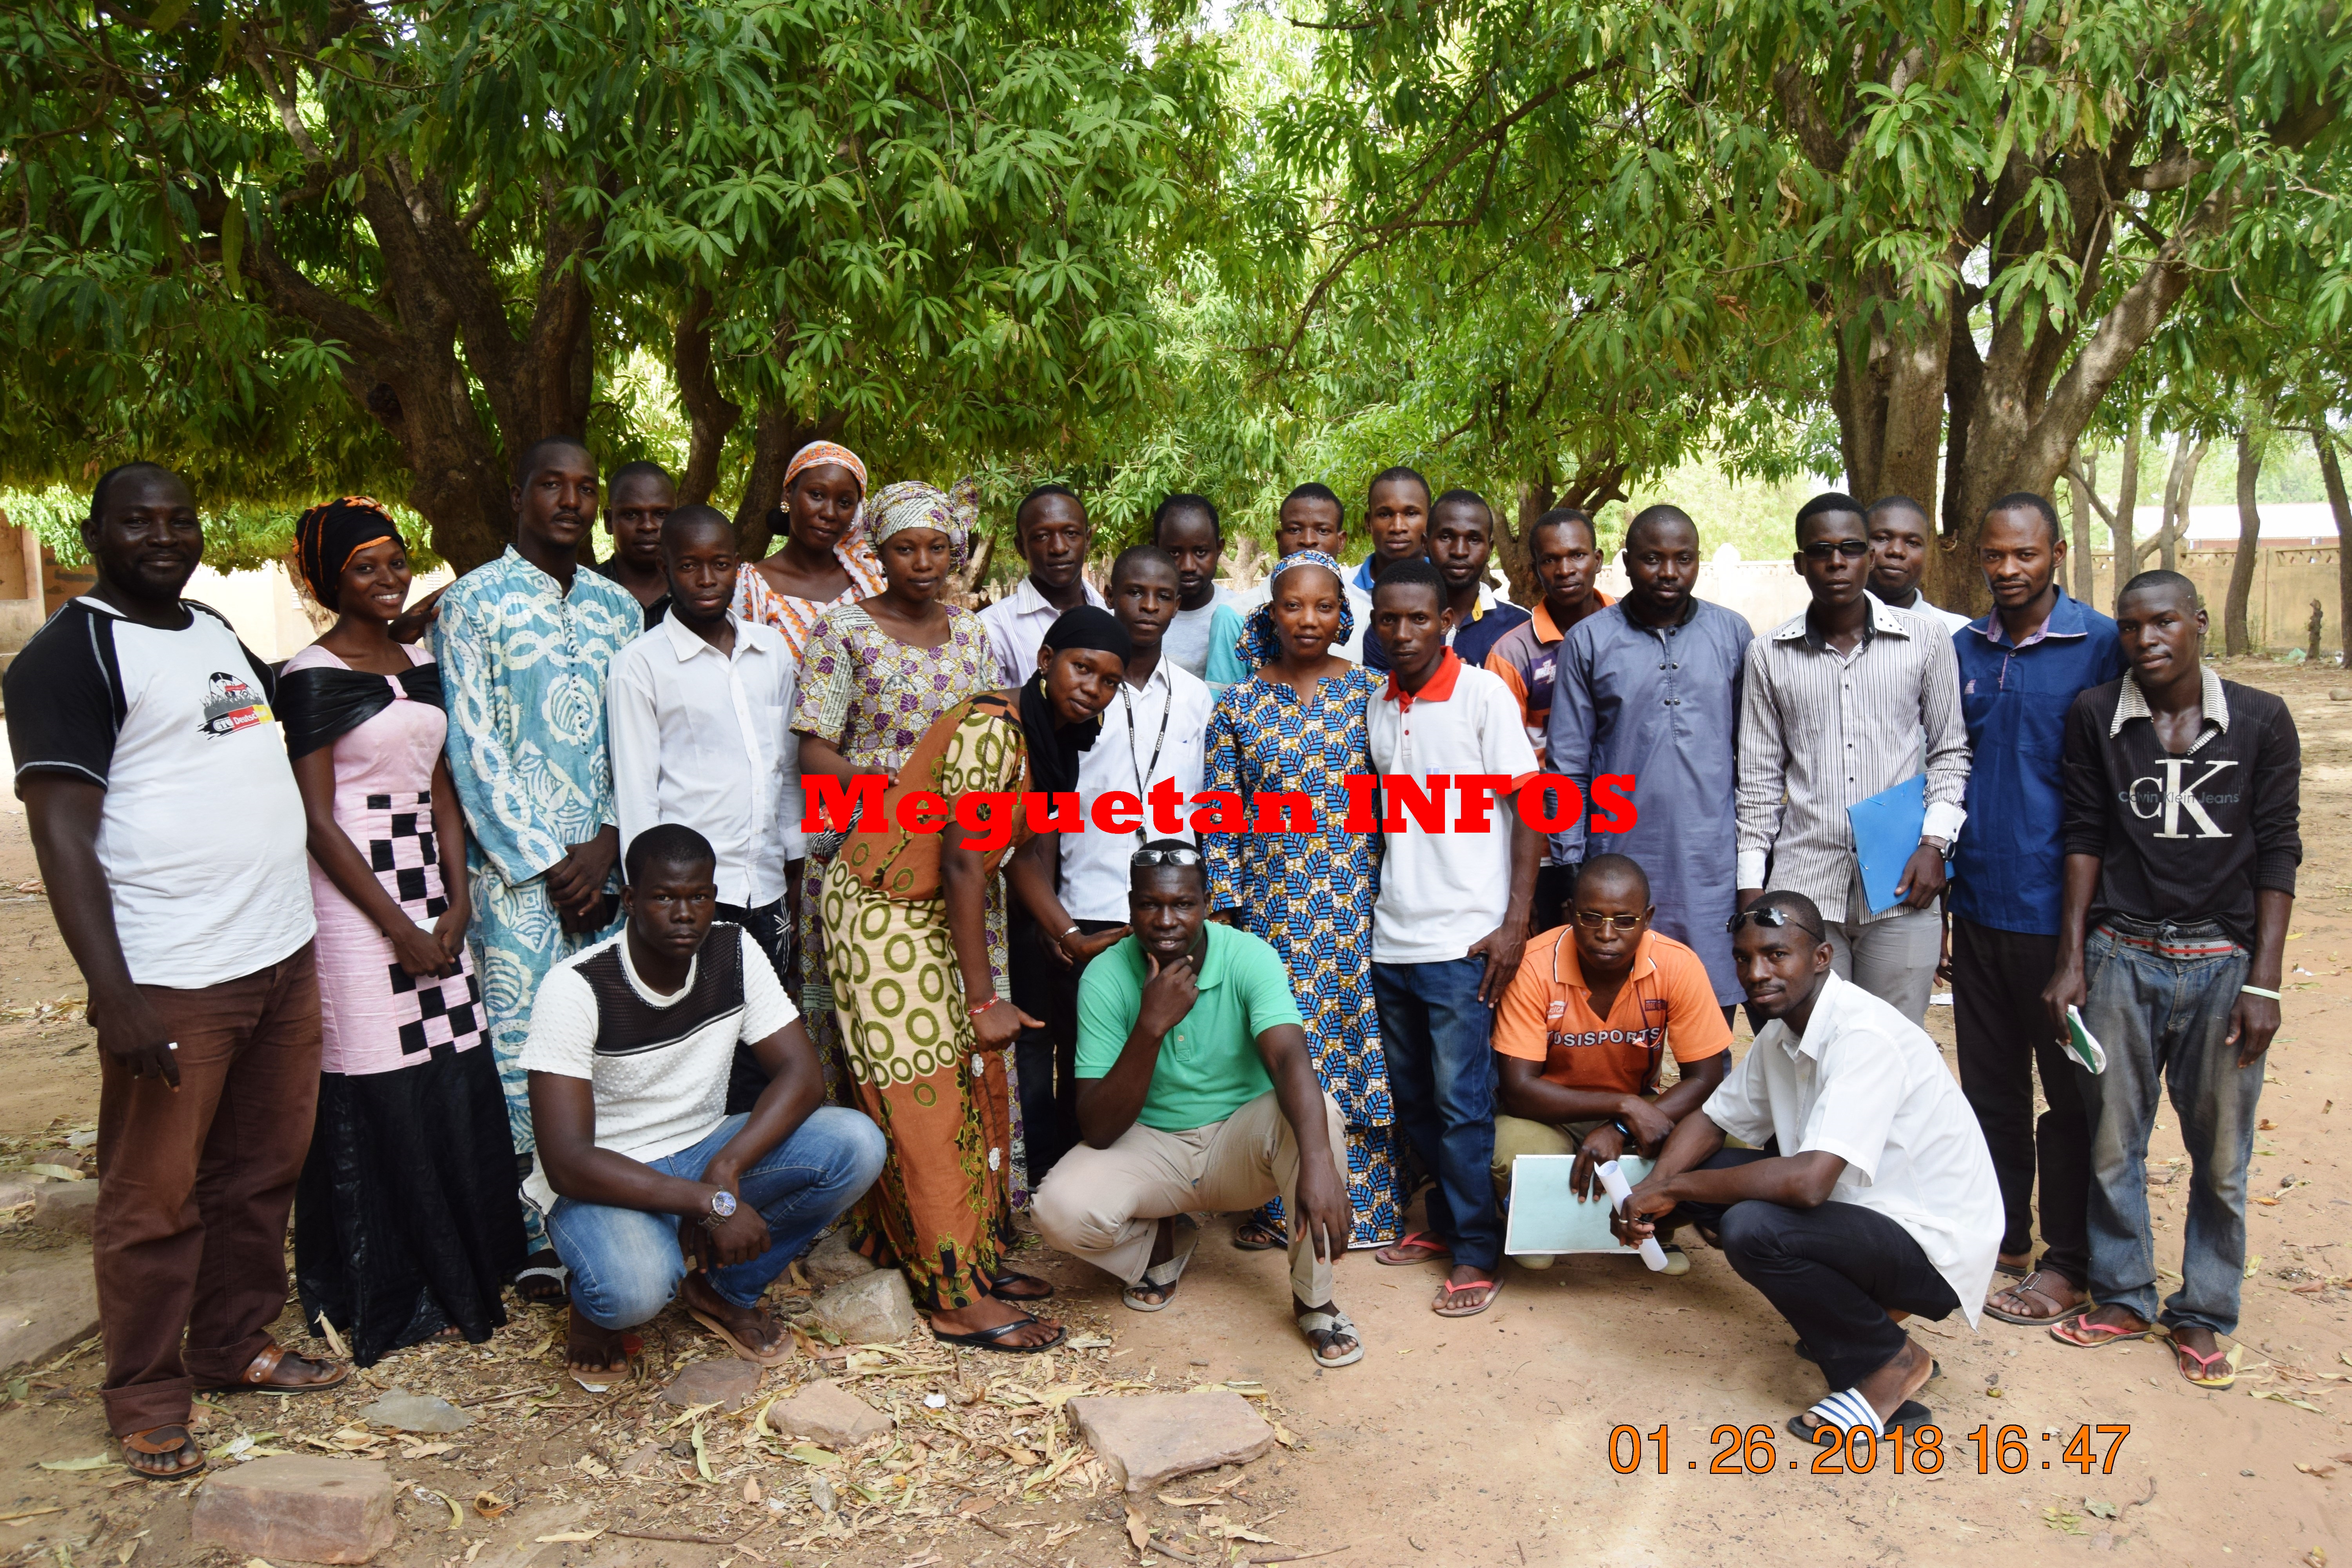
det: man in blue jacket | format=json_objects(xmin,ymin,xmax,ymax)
[{"xmin": 1948, "ymin": 492, "xmax": 2123, "ymax": 1328}]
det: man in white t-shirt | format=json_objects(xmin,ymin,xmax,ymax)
[
  {"xmin": 1150, "ymin": 494, "xmax": 1232, "ymax": 680},
  {"xmin": 523, "ymin": 825, "xmax": 885, "ymax": 1377},
  {"xmin": 1363, "ymin": 561, "xmax": 1542, "ymax": 1319},
  {"xmin": 5, "ymin": 463, "xmax": 337, "ymax": 1480},
  {"xmin": 1620, "ymin": 892, "xmax": 2002, "ymax": 1444}
]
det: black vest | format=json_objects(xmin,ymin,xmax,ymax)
[{"xmin": 576, "ymin": 925, "xmax": 745, "ymax": 1056}]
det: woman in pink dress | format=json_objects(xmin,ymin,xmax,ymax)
[{"xmin": 281, "ymin": 499, "xmax": 524, "ymax": 1365}]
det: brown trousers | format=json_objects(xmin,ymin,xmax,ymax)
[{"xmin": 95, "ymin": 945, "xmax": 321, "ymax": 1436}]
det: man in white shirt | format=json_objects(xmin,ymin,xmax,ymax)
[
  {"xmin": 607, "ymin": 505, "xmax": 802, "ymax": 1111},
  {"xmin": 525, "ymin": 824, "xmax": 884, "ymax": 1377},
  {"xmin": 1363, "ymin": 561, "xmax": 1542, "ymax": 1318},
  {"xmin": 6, "ymin": 462, "xmax": 339, "ymax": 1478},
  {"xmin": 978, "ymin": 484, "xmax": 1108, "ymax": 686},
  {"xmin": 1151, "ymin": 494, "xmax": 1232, "ymax": 680},
  {"xmin": 1621, "ymin": 891, "xmax": 2002, "ymax": 1443},
  {"xmin": 1018, "ymin": 547, "xmax": 1214, "ymax": 1181},
  {"xmin": 1864, "ymin": 495, "xmax": 1973, "ymax": 632}
]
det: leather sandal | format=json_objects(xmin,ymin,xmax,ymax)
[
  {"xmin": 121, "ymin": 1425, "xmax": 205, "ymax": 1481},
  {"xmin": 1983, "ymin": 1268, "xmax": 2085, "ymax": 1326},
  {"xmin": 930, "ymin": 1316, "xmax": 1068, "ymax": 1354},
  {"xmin": 197, "ymin": 1341, "xmax": 348, "ymax": 1395}
]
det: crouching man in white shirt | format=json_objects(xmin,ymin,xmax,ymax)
[{"xmin": 1619, "ymin": 891, "xmax": 2002, "ymax": 1445}]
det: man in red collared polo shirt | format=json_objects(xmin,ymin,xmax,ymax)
[{"xmin": 1490, "ymin": 853, "xmax": 1731, "ymax": 1270}]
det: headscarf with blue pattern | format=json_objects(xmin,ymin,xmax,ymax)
[{"xmin": 1235, "ymin": 549, "xmax": 1354, "ymax": 668}]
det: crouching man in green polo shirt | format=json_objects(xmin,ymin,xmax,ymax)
[{"xmin": 1032, "ymin": 840, "xmax": 1364, "ymax": 1368}]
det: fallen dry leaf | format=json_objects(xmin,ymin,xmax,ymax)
[
  {"xmin": 2296, "ymin": 1462, "xmax": 2337, "ymax": 1477},
  {"xmin": 472, "ymin": 1491, "xmax": 511, "ymax": 1519},
  {"xmin": 534, "ymin": 1530, "xmax": 603, "ymax": 1544}
]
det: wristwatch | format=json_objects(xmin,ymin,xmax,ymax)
[{"xmin": 701, "ymin": 1187, "xmax": 739, "ymax": 1229}]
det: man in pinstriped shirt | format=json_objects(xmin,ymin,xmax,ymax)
[{"xmin": 1735, "ymin": 494, "xmax": 1970, "ymax": 1025}]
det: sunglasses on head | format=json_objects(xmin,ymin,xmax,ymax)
[
  {"xmin": 1131, "ymin": 845, "xmax": 1204, "ymax": 870},
  {"xmin": 1800, "ymin": 538, "xmax": 1871, "ymax": 560},
  {"xmin": 1726, "ymin": 906, "xmax": 1827, "ymax": 944}
]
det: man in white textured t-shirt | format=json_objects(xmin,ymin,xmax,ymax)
[
  {"xmin": 6, "ymin": 463, "xmax": 334, "ymax": 1479},
  {"xmin": 1363, "ymin": 561, "xmax": 1542, "ymax": 1319},
  {"xmin": 1620, "ymin": 891, "xmax": 2001, "ymax": 1445},
  {"xmin": 523, "ymin": 824, "xmax": 884, "ymax": 1378}
]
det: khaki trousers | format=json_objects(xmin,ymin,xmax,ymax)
[{"xmin": 1032, "ymin": 1091, "xmax": 1347, "ymax": 1304}]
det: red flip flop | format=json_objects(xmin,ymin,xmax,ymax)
[
  {"xmin": 1433, "ymin": 1274, "xmax": 1501, "ymax": 1318},
  {"xmin": 2048, "ymin": 1312, "xmax": 2152, "ymax": 1348},
  {"xmin": 1376, "ymin": 1232, "xmax": 1453, "ymax": 1266}
]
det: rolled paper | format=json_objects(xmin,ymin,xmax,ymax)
[{"xmin": 1595, "ymin": 1159, "xmax": 1670, "ymax": 1272}]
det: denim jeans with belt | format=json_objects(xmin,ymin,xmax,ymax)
[
  {"xmin": 2077, "ymin": 916, "xmax": 2259, "ymax": 1334},
  {"xmin": 545, "ymin": 1106, "xmax": 885, "ymax": 1329},
  {"xmin": 1373, "ymin": 956, "xmax": 1502, "ymax": 1270}
]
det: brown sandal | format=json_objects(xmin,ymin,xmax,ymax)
[
  {"xmin": 197, "ymin": 1341, "xmax": 349, "ymax": 1395},
  {"xmin": 121, "ymin": 1425, "xmax": 206, "ymax": 1481},
  {"xmin": 1983, "ymin": 1268, "xmax": 2085, "ymax": 1326}
]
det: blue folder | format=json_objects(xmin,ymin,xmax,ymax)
[{"xmin": 1848, "ymin": 773, "xmax": 1927, "ymax": 916}]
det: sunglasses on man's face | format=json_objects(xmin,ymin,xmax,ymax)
[
  {"xmin": 1800, "ymin": 539, "xmax": 1871, "ymax": 560},
  {"xmin": 1726, "ymin": 906, "xmax": 1827, "ymax": 944},
  {"xmin": 1573, "ymin": 911, "xmax": 1644, "ymax": 934},
  {"xmin": 1131, "ymin": 846, "xmax": 1204, "ymax": 870}
]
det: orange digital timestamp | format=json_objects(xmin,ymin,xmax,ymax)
[{"xmin": 1607, "ymin": 1423, "xmax": 2132, "ymax": 1476}]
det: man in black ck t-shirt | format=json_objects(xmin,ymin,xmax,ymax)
[{"xmin": 2044, "ymin": 571, "xmax": 2299, "ymax": 1386}]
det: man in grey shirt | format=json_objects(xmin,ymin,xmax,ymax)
[{"xmin": 1735, "ymin": 494, "xmax": 1969, "ymax": 1024}]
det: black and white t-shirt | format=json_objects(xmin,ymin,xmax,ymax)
[
  {"xmin": 4, "ymin": 596, "xmax": 313, "ymax": 988},
  {"xmin": 517, "ymin": 924, "xmax": 797, "ymax": 1210}
]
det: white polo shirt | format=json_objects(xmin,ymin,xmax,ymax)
[
  {"xmin": 1701, "ymin": 969, "xmax": 2003, "ymax": 1325},
  {"xmin": 1060, "ymin": 655, "xmax": 1214, "ymax": 922},
  {"xmin": 607, "ymin": 612, "xmax": 800, "ymax": 907},
  {"xmin": 1366, "ymin": 653, "xmax": 1540, "ymax": 964},
  {"xmin": 978, "ymin": 575, "xmax": 1109, "ymax": 688}
]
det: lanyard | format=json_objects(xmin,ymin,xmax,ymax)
[{"xmin": 1122, "ymin": 676, "xmax": 1172, "ymax": 844}]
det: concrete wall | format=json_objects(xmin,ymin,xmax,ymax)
[{"xmin": 2082, "ymin": 548, "xmax": 2342, "ymax": 655}]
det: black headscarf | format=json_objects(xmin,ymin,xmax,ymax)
[
  {"xmin": 1020, "ymin": 604, "xmax": 1132, "ymax": 795},
  {"xmin": 293, "ymin": 497, "xmax": 402, "ymax": 611}
]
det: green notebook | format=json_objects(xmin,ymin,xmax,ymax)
[{"xmin": 2064, "ymin": 1005, "xmax": 2107, "ymax": 1075}]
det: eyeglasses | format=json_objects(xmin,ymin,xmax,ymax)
[
  {"xmin": 1726, "ymin": 906, "xmax": 1827, "ymax": 943},
  {"xmin": 1573, "ymin": 911, "xmax": 1644, "ymax": 934},
  {"xmin": 1130, "ymin": 845, "xmax": 1205, "ymax": 870},
  {"xmin": 1800, "ymin": 539, "xmax": 1871, "ymax": 560}
]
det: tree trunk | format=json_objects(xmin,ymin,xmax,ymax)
[
  {"xmin": 1833, "ymin": 303, "xmax": 1952, "ymax": 513},
  {"xmin": 2156, "ymin": 435, "xmax": 2207, "ymax": 573},
  {"xmin": 2318, "ymin": 430, "xmax": 2352, "ymax": 669},
  {"xmin": 673, "ymin": 289, "xmax": 742, "ymax": 509},
  {"xmin": 2225, "ymin": 418, "xmax": 2264, "ymax": 655},
  {"xmin": 2112, "ymin": 419, "xmax": 2141, "ymax": 584},
  {"xmin": 2066, "ymin": 448, "xmax": 2096, "ymax": 601}
]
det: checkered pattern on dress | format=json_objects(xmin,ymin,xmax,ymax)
[{"xmin": 372, "ymin": 791, "xmax": 486, "ymax": 1058}]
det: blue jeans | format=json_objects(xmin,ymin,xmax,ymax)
[
  {"xmin": 545, "ymin": 1107, "xmax": 886, "ymax": 1329},
  {"xmin": 1373, "ymin": 958, "xmax": 1502, "ymax": 1270},
  {"xmin": 2078, "ymin": 918, "xmax": 2260, "ymax": 1334}
]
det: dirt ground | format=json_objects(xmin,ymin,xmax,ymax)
[{"xmin": 0, "ymin": 658, "xmax": 2347, "ymax": 1568}]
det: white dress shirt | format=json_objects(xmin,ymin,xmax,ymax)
[
  {"xmin": 607, "ymin": 612, "xmax": 800, "ymax": 908},
  {"xmin": 1700, "ymin": 969, "xmax": 2004, "ymax": 1325},
  {"xmin": 1059, "ymin": 655, "xmax": 1214, "ymax": 922},
  {"xmin": 978, "ymin": 575, "xmax": 1110, "ymax": 688}
]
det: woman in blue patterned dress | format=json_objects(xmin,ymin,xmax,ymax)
[{"xmin": 1203, "ymin": 551, "xmax": 1403, "ymax": 1249}]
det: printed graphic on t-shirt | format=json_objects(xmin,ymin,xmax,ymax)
[
  {"xmin": 2126, "ymin": 756, "xmax": 2238, "ymax": 840},
  {"xmin": 198, "ymin": 670, "xmax": 274, "ymax": 737}
]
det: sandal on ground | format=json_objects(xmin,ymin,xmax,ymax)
[
  {"xmin": 1375, "ymin": 1231, "xmax": 1453, "ymax": 1267},
  {"xmin": 1233, "ymin": 1212, "xmax": 1287, "ymax": 1252},
  {"xmin": 513, "ymin": 1258, "xmax": 570, "ymax": 1303},
  {"xmin": 569, "ymin": 1332, "xmax": 644, "ymax": 1393},
  {"xmin": 195, "ymin": 1342, "xmax": 348, "ymax": 1395},
  {"xmin": 2049, "ymin": 1311, "xmax": 2154, "ymax": 1348},
  {"xmin": 1983, "ymin": 1268, "xmax": 2085, "ymax": 1326},
  {"xmin": 120, "ymin": 1425, "xmax": 205, "ymax": 1482},
  {"xmin": 2172, "ymin": 1338, "xmax": 2236, "ymax": 1388},
  {"xmin": 985, "ymin": 1270, "xmax": 1056, "ymax": 1303},
  {"xmin": 688, "ymin": 1306, "xmax": 794, "ymax": 1367},
  {"xmin": 930, "ymin": 1316, "xmax": 1068, "ymax": 1354},
  {"xmin": 1786, "ymin": 1390, "xmax": 1933, "ymax": 1444},
  {"xmin": 1295, "ymin": 1307, "xmax": 1364, "ymax": 1369},
  {"xmin": 1432, "ymin": 1274, "xmax": 1502, "ymax": 1318},
  {"xmin": 1123, "ymin": 1219, "xmax": 1200, "ymax": 1314}
]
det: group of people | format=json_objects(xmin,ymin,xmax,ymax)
[{"xmin": 3, "ymin": 442, "xmax": 2299, "ymax": 1476}]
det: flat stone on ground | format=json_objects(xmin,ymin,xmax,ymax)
[
  {"xmin": 28, "ymin": 1180, "xmax": 98, "ymax": 1235},
  {"xmin": 800, "ymin": 1229, "xmax": 876, "ymax": 1289},
  {"xmin": 771, "ymin": 1378, "xmax": 892, "ymax": 1447},
  {"xmin": 190, "ymin": 1454, "xmax": 397, "ymax": 1563},
  {"xmin": 0, "ymin": 1252, "xmax": 98, "ymax": 1372},
  {"xmin": 811, "ymin": 1268, "xmax": 916, "ymax": 1344},
  {"xmin": 659, "ymin": 1356, "xmax": 763, "ymax": 1412},
  {"xmin": 1069, "ymin": 1391, "xmax": 1274, "ymax": 1492},
  {"xmin": 353, "ymin": 1388, "xmax": 470, "ymax": 1433}
]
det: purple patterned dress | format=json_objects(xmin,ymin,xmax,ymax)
[{"xmin": 788, "ymin": 604, "xmax": 1028, "ymax": 1188}]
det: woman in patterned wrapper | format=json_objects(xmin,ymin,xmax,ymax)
[
  {"xmin": 277, "ymin": 499, "xmax": 526, "ymax": 1365},
  {"xmin": 1203, "ymin": 551, "xmax": 1406, "ymax": 1252}
]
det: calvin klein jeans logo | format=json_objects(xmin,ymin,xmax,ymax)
[{"xmin": 2127, "ymin": 757, "xmax": 2236, "ymax": 839}]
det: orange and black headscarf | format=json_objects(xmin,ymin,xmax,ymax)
[{"xmin": 293, "ymin": 496, "xmax": 401, "ymax": 610}]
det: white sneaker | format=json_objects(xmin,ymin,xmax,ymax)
[
  {"xmin": 1661, "ymin": 1245, "xmax": 1690, "ymax": 1276},
  {"xmin": 1517, "ymin": 1253, "xmax": 1555, "ymax": 1270}
]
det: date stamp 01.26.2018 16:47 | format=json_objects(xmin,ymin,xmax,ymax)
[{"xmin": 1607, "ymin": 1423, "xmax": 2132, "ymax": 1477}]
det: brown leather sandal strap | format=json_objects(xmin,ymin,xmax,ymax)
[
  {"xmin": 239, "ymin": 1343, "xmax": 288, "ymax": 1385},
  {"xmin": 122, "ymin": 1426, "xmax": 195, "ymax": 1456}
]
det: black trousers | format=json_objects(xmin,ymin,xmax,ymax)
[
  {"xmin": 1672, "ymin": 1149, "xmax": 1961, "ymax": 1393},
  {"xmin": 719, "ymin": 900, "xmax": 790, "ymax": 1115},
  {"xmin": 1532, "ymin": 862, "xmax": 1575, "ymax": 936},
  {"xmin": 1016, "ymin": 915, "xmax": 1128, "ymax": 1188},
  {"xmin": 1951, "ymin": 916, "xmax": 2089, "ymax": 1286}
]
